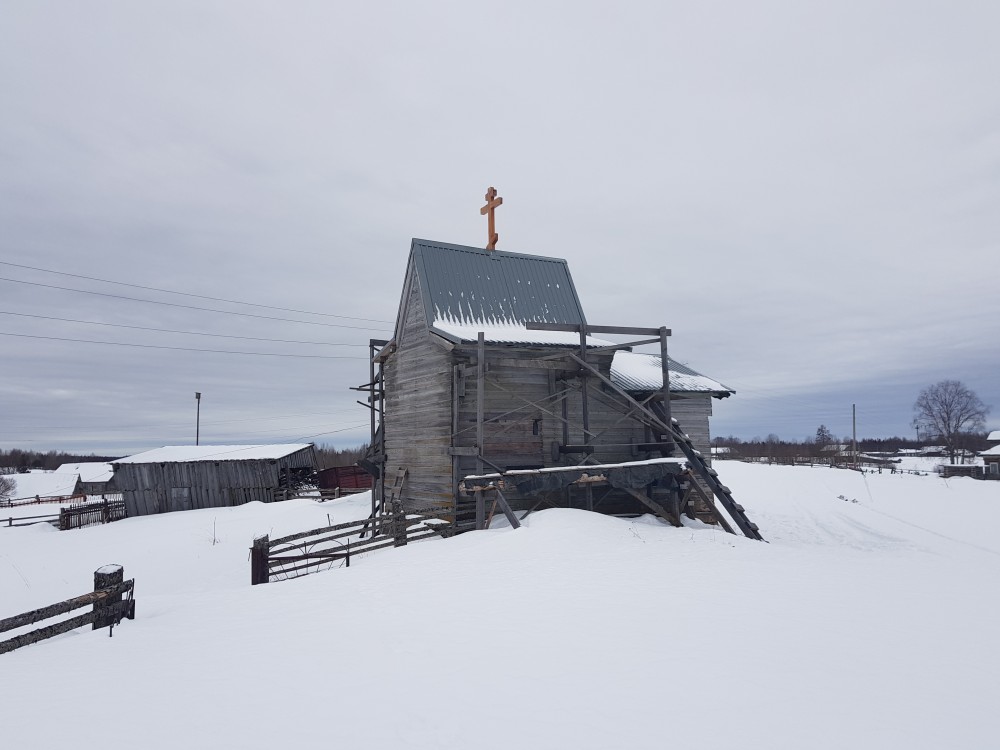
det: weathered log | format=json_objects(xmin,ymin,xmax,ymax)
[{"xmin": 0, "ymin": 580, "xmax": 133, "ymax": 634}]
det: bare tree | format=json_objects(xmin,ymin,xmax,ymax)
[
  {"xmin": 0, "ymin": 474, "xmax": 15, "ymax": 505},
  {"xmin": 912, "ymin": 380, "xmax": 990, "ymax": 463}
]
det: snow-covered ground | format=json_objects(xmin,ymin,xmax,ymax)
[{"xmin": 2, "ymin": 464, "xmax": 998, "ymax": 749}]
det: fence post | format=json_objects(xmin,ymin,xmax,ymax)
[
  {"xmin": 251, "ymin": 535, "xmax": 270, "ymax": 585},
  {"xmin": 391, "ymin": 501, "xmax": 407, "ymax": 547},
  {"xmin": 93, "ymin": 565, "xmax": 124, "ymax": 630}
]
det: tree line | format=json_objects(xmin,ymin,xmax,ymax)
[
  {"xmin": 0, "ymin": 449, "xmax": 121, "ymax": 473},
  {"xmin": 712, "ymin": 431, "xmax": 992, "ymax": 461}
]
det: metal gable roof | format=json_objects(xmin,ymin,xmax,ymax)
[
  {"xmin": 113, "ymin": 444, "xmax": 314, "ymax": 464},
  {"xmin": 611, "ymin": 350, "xmax": 734, "ymax": 398},
  {"xmin": 410, "ymin": 239, "xmax": 587, "ymax": 342}
]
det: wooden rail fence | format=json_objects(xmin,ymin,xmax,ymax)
[
  {"xmin": 4, "ymin": 493, "xmax": 88, "ymax": 508},
  {"xmin": 271, "ymin": 487, "xmax": 370, "ymax": 503},
  {"xmin": 251, "ymin": 511, "xmax": 449, "ymax": 584},
  {"xmin": 4, "ymin": 510, "xmax": 61, "ymax": 528},
  {"xmin": 0, "ymin": 565, "xmax": 136, "ymax": 655}
]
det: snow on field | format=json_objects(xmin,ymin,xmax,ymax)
[
  {"xmin": 2, "ymin": 464, "xmax": 998, "ymax": 750},
  {"xmin": 2, "ymin": 471, "xmax": 80, "ymax": 502}
]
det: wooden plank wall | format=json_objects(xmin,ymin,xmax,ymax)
[
  {"xmin": 383, "ymin": 290, "xmax": 719, "ymax": 516},
  {"xmin": 454, "ymin": 347, "xmax": 717, "ymax": 513},
  {"xmin": 115, "ymin": 447, "xmax": 316, "ymax": 517},
  {"xmin": 382, "ymin": 273, "xmax": 455, "ymax": 513}
]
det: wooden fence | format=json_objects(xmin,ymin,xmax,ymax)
[
  {"xmin": 4, "ymin": 510, "xmax": 61, "ymax": 528},
  {"xmin": 59, "ymin": 498, "xmax": 128, "ymax": 530},
  {"xmin": 251, "ymin": 511, "xmax": 449, "ymax": 584},
  {"xmin": 3, "ymin": 493, "xmax": 88, "ymax": 508},
  {"xmin": 3, "ymin": 497, "xmax": 128, "ymax": 530},
  {"xmin": 0, "ymin": 565, "xmax": 136, "ymax": 655}
]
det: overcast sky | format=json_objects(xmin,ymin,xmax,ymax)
[{"xmin": 2, "ymin": 1, "xmax": 998, "ymax": 455}]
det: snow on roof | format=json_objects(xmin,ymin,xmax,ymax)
[
  {"xmin": 55, "ymin": 462, "xmax": 114, "ymax": 483},
  {"xmin": 114, "ymin": 444, "xmax": 313, "ymax": 464},
  {"xmin": 981, "ymin": 445, "xmax": 1000, "ymax": 456},
  {"xmin": 610, "ymin": 351, "xmax": 734, "ymax": 396},
  {"xmin": 6, "ymin": 472, "xmax": 81, "ymax": 501},
  {"xmin": 987, "ymin": 430, "xmax": 1000, "ymax": 442},
  {"xmin": 431, "ymin": 315, "xmax": 612, "ymax": 347}
]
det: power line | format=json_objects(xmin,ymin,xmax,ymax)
[
  {"xmin": 295, "ymin": 423, "xmax": 371, "ymax": 441},
  {"xmin": 0, "ymin": 310, "xmax": 369, "ymax": 347},
  {"xmin": 1, "ymin": 407, "xmax": 367, "ymax": 433},
  {"xmin": 0, "ymin": 276, "xmax": 392, "ymax": 332},
  {"xmin": 0, "ymin": 259, "xmax": 394, "ymax": 324},
  {"xmin": 0, "ymin": 331, "xmax": 368, "ymax": 359}
]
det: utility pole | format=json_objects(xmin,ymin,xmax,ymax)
[
  {"xmin": 195, "ymin": 392, "xmax": 202, "ymax": 446},
  {"xmin": 852, "ymin": 403, "xmax": 857, "ymax": 469}
]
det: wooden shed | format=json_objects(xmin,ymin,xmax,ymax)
[
  {"xmin": 359, "ymin": 239, "xmax": 760, "ymax": 539},
  {"xmin": 981, "ymin": 445, "xmax": 1000, "ymax": 479},
  {"xmin": 55, "ymin": 462, "xmax": 115, "ymax": 495},
  {"xmin": 113, "ymin": 444, "xmax": 317, "ymax": 517}
]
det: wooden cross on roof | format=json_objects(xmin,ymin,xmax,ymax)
[{"xmin": 480, "ymin": 186, "xmax": 503, "ymax": 251}]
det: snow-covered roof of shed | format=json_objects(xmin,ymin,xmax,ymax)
[
  {"xmin": 114, "ymin": 444, "xmax": 313, "ymax": 464},
  {"xmin": 7, "ymin": 472, "xmax": 81, "ymax": 501},
  {"xmin": 987, "ymin": 430, "xmax": 1000, "ymax": 442},
  {"xmin": 611, "ymin": 351, "xmax": 734, "ymax": 397},
  {"xmin": 981, "ymin": 445, "xmax": 1000, "ymax": 456},
  {"xmin": 408, "ymin": 239, "xmax": 598, "ymax": 346},
  {"xmin": 56, "ymin": 462, "xmax": 114, "ymax": 483}
]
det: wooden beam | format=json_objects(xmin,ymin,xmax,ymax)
[
  {"xmin": 477, "ymin": 332, "xmax": 485, "ymax": 477},
  {"xmin": 683, "ymin": 474, "xmax": 735, "ymax": 534},
  {"xmin": 659, "ymin": 326, "xmax": 673, "ymax": 451},
  {"xmin": 0, "ymin": 580, "xmax": 134, "ymax": 634},
  {"xmin": 525, "ymin": 322, "xmax": 670, "ymax": 337},
  {"xmin": 620, "ymin": 487, "xmax": 682, "ymax": 527},
  {"xmin": 493, "ymin": 488, "xmax": 522, "ymax": 529}
]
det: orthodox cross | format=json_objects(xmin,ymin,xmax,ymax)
[{"xmin": 480, "ymin": 186, "xmax": 503, "ymax": 251}]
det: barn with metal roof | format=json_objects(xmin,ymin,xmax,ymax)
[{"xmin": 113, "ymin": 444, "xmax": 317, "ymax": 517}]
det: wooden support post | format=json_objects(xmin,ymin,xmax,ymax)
[
  {"xmin": 579, "ymin": 327, "xmax": 591, "ymax": 453},
  {"xmin": 369, "ymin": 340, "xmax": 378, "ymax": 532},
  {"xmin": 493, "ymin": 488, "xmax": 522, "ymax": 529},
  {"xmin": 683, "ymin": 474, "xmax": 735, "ymax": 534},
  {"xmin": 620, "ymin": 487, "xmax": 682, "ymax": 527},
  {"xmin": 476, "ymin": 492, "xmax": 486, "ymax": 531},
  {"xmin": 392, "ymin": 507, "xmax": 406, "ymax": 547},
  {"xmin": 659, "ymin": 326, "xmax": 673, "ymax": 454},
  {"xmin": 477, "ymin": 331, "xmax": 485, "ymax": 477},
  {"xmin": 251, "ymin": 535, "xmax": 270, "ymax": 585},
  {"xmin": 452, "ymin": 364, "xmax": 462, "ymax": 517},
  {"xmin": 92, "ymin": 565, "xmax": 124, "ymax": 630}
]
